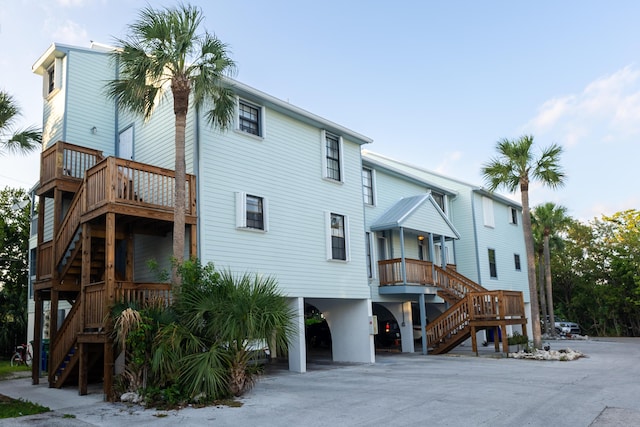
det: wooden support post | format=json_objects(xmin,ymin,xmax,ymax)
[
  {"xmin": 126, "ymin": 226, "xmax": 134, "ymax": 281},
  {"xmin": 81, "ymin": 224, "xmax": 91, "ymax": 332},
  {"xmin": 189, "ymin": 224, "xmax": 197, "ymax": 259},
  {"xmin": 494, "ymin": 327, "xmax": 500, "ymax": 352},
  {"xmin": 501, "ymin": 323, "xmax": 509, "ymax": 355},
  {"xmin": 78, "ymin": 343, "xmax": 87, "ymax": 395},
  {"xmin": 105, "ymin": 213, "xmax": 116, "ymax": 312},
  {"xmin": 50, "ymin": 290, "xmax": 59, "ymax": 343},
  {"xmin": 104, "ymin": 341, "xmax": 114, "ymax": 401},
  {"xmin": 471, "ymin": 325, "xmax": 478, "ymax": 355}
]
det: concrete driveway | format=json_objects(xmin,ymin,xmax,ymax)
[{"xmin": 1, "ymin": 337, "xmax": 638, "ymax": 426}]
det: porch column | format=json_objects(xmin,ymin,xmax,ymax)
[
  {"xmin": 288, "ymin": 297, "xmax": 306, "ymax": 373},
  {"xmin": 440, "ymin": 235, "xmax": 447, "ymax": 268},
  {"xmin": 419, "ymin": 293, "xmax": 428, "ymax": 355},
  {"xmin": 428, "ymin": 233, "xmax": 435, "ymax": 279},
  {"xmin": 399, "ymin": 227, "xmax": 407, "ymax": 284}
]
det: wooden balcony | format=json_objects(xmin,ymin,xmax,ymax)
[
  {"xmin": 38, "ymin": 141, "xmax": 104, "ymax": 196},
  {"xmin": 378, "ymin": 258, "xmax": 457, "ymax": 286}
]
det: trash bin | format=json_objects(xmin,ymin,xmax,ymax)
[{"xmin": 41, "ymin": 339, "xmax": 50, "ymax": 373}]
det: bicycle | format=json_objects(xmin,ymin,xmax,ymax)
[{"xmin": 10, "ymin": 343, "xmax": 32, "ymax": 367}]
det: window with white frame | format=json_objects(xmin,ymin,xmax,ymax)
[
  {"xmin": 488, "ymin": 248, "xmax": 498, "ymax": 278},
  {"xmin": 236, "ymin": 192, "xmax": 268, "ymax": 231},
  {"xmin": 43, "ymin": 57, "xmax": 63, "ymax": 98},
  {"xmin": 327, "ymin": 212, "xmax": 349, "ymax": 261},
  {"xmin": 509, "ymin": 206, "xmax": 518, "ymax": 225},
  {"xmin": 362, "ymin": 168, "xmax": 375, "ymax": 205},
  {"xmin": 514, "ymin": 253, "xmax": 521, "ymax": 271},
  {"xmin": 482, "ymin": 196, "xmax": 495, "ymax": 228},
  {"xmin": 322, "ymin": 131, "xmax": 343, "ymax": 182},
  {"xmin": 237, "ymin": 100, "xmax": 263, "ymax": 137},
  {"xmin": 432, "ymin": 192, "xmax": 445, "ymax": 212}
]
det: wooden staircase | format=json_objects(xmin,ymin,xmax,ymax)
[
  {"xmin": 32, "ymin": 141, "xmax": 197, "ymax": 399},
  {"xmin": 425, "ymin": 266, "xmax": 527, "ymax": 355}
]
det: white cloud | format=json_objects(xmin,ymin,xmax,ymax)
[
  {"xmin": 49, "ymin": 19, "xmax": 89, "ymax": 46},
  {"xmin": 56, "ymin": 0, "xmax": 89, "ymax": 7},
  {"xmin": 434, "ymin": 150, "xmax": 463, "ymax": 174},
  {"xmin": 524, "ymin": 65, "xmax": 640, "ymax": 147}
]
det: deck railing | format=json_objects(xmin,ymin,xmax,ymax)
[
  {"xmin": 40, "ymin": 142, "xmax": 103, "ymax": 186},
  {"xmin": 83, "ymin": 281, "xmax": 172, "ymax": 331},
  {"xmin": 378, "ymin": 258, "xmax": 435, "ymax": 285},
  {"xmin": 433, "ymin": 265, "xmax": 487, "ymax": 301},
  {"xmin": 85, "ymin": 157, "xmax": 196, "ymax": 216},
  {"xmin": 37, "ymin": 241, "xmax": 54, "ymax": 280}
]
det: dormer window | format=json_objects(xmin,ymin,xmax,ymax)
[{"xmin": 43, "ymin": 57, "xmax": 63, "ymax": 98}]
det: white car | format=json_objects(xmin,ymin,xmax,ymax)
[{"xmin": 555, "ymin": 321, "xmax": 581, "ymax": 335}]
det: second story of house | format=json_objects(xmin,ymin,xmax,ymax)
[
  {"xmin": 31, "ymin": 42, "xmax": 373, "ymax": 300},
  {"xmin": 362, "ymin": 151, "xmax": 529, "ymax": 302}
]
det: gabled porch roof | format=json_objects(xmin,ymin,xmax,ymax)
[{"xmin": 370, "ymin": 193, "xmax": 460, "ymax": 239}]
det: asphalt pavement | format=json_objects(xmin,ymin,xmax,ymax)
[{"xmin": 0, "ymin": 337, "xmax": 638, "ymax": 426}]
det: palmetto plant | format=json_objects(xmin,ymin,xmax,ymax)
[
  {"xmin": 482, "ymin": 135, "xmax": 565, "ymax": 349},
  {"xmin": 107, "ymin": 4, "xmax": 236, "ymax": 286}
]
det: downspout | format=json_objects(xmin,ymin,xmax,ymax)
[
  {"xmin": 471, "ymin": 191, "xmax": 482, "ymax": 285},
  {"xmin": 194, "ymin": 105, "xmax": 201, "ymax": 259}
]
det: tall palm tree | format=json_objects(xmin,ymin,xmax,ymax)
[
  {"xmin": 482, "ymin": 135, "xmax": 565, "ymax": 349},
  {"xmin": 106, "ymin": 4, "xmax": 236, "ymax": 285},
  {"xmin": 533, "ymin": 202, "xmax": 570, "ymax": 337},
  {"xmin": 0, "ymin": 91, "xmax": 42, "ymax": 154}
]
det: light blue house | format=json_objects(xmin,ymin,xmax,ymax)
[{"xmin": 27, "ymin": 42, "xmax": 527, "ymax": 399}]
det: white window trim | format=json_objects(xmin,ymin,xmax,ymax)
[
  {"xmin": 508, "ymin": 206, "xmax": 518, "ymax": 225},
  {"xmin": 363, "ymin": 167, "xmax": 377, "ymax": 206},
  {"xmin": 321, "ymin": 130, "xmax": 344, "ymax": 183},
  {"xmin": 234, "ymin": 97, "xmax": 265, "ymax": 140},
  {"xmin": 325, "ymin": 211, "xmax": 350, "ymax": 261},
  {"xmin": 482, "ymin": 196, "xmax": 495, "ymax": 228},
  {"xmin": 235, "ymin": 191, "xmax": 269, "ymax": 232},
  {"xmin": 43, "ymin": 57, "xmax": 63, "ymax": 99}
]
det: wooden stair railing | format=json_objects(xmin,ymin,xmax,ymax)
[
  {"xmin": 49, "ymin": 299, "xmax": 82, "ymax": 386},
  {"xmin": 425, "ymin": 296, "xmax": 471, "ymax": 354},
  {"xmin": 54, "ymin": 184, "xmax": 85, "ymax": 270},
  {"xmin": 433, "ymin": 265, "xmax": 487, "ymax": 302}
]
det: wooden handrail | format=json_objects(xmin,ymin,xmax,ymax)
[
  {"xmin": 425, "ymin": 297, "xmax": 470, "ymax": 347},
  {"xmin": 49, "ymin": 300, "xmax": 81, "ymax": 379},
  {"xmin": 40, "ymin": 141, "xmax": 104, "ymax": 186},
  {"xmin": 433, "ymin": 265, "xmax": 487, "ymax": 301},
  {"xmin": 378, "ymin": 258, "xmax": 435, "ymax": 285},
  {"xmin": 54, "ymin": 184, "xmax": 85, "ymax": 268}
]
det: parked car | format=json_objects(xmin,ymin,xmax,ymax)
[{"xmin": 555, "ymin": 320, "xmax": 581, "ymax": 335}]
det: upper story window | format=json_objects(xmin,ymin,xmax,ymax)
[
  {"xmin": 362, "ymin": 168, "xmax": 375, "ymax": 205},
  {"xmin": 482, "ymin": 196, "xmax": 495, "ymax": 228},
  {"xmin": 432, "ymin": 192, "xmax": 445, "ymax": 212},
  {"xmin": 327, "ymin": 212, "xmax": 349, "ymax": 261},
  {"xmin": 43, "ymin": 57, "xmax": 63, "ymax": 98},
  {"xmin": 236, "ymin": 192, "xmax": 268, "ymax": 231},
  {"xmin": 322, "ymin": 131, "xmax": 343, "ymax": 183},
  {"xmin": 514, "ymin": 253, "xmax": 521, "ymax": 271},
  {"xmin": 509, "ymin": 206, "xmax": 518, "ymax": 225},
  {"xmin": 488, "ymin": 248, "xmax": 497, "ymax": 279},
  {"xmin": 237, "ymin": 99, "xmax": 264, "ymax": 137}
]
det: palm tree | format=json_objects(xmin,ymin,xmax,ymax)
[
  {"xmin": 152, "ymin": 260, "xmax": 295, "ymax": 399},
  {"xmin": 533, "ymin": 202, "xmax": 570, "ymax": 337},
  {"xmin": 482, "ymin": 135, "xmax": 565, "ymax": 349},
  {"xmin": 0, "ymin": 91, "xmax": 41, "ymax": 154},
  {"xmin": 106, "ymin": 4, "xmax": 236, "ymax": 285}
]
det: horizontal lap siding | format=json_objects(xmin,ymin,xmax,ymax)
[
  {"xmin": 65, "ymin": 51, "xmax": 116, "ymax": 154},
  {"xmin": 198, "ymin": 109, "xmax": 369, "ymax": 299}
]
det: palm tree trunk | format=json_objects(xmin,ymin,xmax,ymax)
[
  {"xmin": 520, "ymin": 184, "xmax": 542, "ymax": 349},
  {"xmin": 538, "ymin": 255, "xmax": 548, "ymax": 335},
  {"xmin": 172, "ymin": 78, "xmax": 189, "ymax": 287},
  {"xmin": 543, "ymin": 234, "xmax": 556, "ymax": 336}
]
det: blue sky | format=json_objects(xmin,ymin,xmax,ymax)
[{"xmin": 1, "ymin": 0, "xmax": 639, "ymax": 221}]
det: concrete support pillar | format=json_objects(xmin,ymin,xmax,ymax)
[
  {"xmin": 419, "ymin": 293, "xmax": 428, "ymax": 355},
  {"xmin": 288, "ymin": 297, "xmax": 306, "ymax": 373}
]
